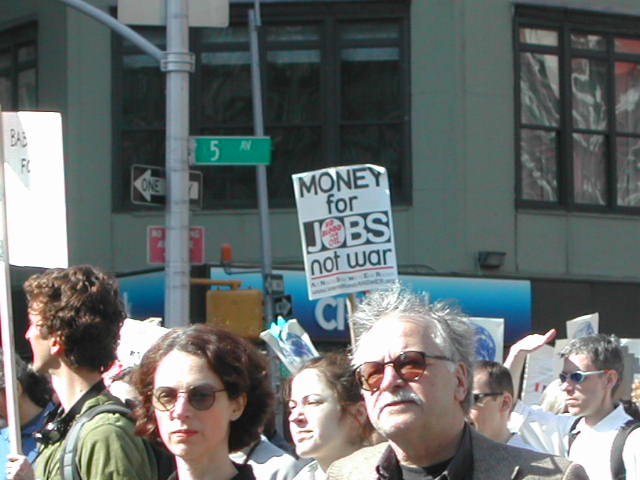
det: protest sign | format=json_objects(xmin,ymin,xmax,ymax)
[
  {"xmin": 116, "ymin": 317, "xmax": 168, "ymax": 368},
  {"xmin": 521, "ymin": 344, "xmax": 557, "ymax": 404},
  {"xmin": 292, "ymin": 165, "xmax": 397, "ymax": 300},
  {"xmin": 469, "ymin": 317, "xmax": 504, "ymax": 362},
  {"xmin": 566, "ymin": 312, "xmax": 598, "ymax": 339},
  {"xmin": 260, "ymin": 317, "xmax": 319, "ymax": 374},
  {"xmin": 1, "ymin": 112, "xmax": 68, "ymax": 268},
  {"xmin": 0, "ymin": 111, "xmax": 68, "ymax": 454}
]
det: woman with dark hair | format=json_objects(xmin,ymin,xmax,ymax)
[
  {"xmin": 288, "ymin": 353, "xmax": 373, "ymax": 480},
  {"xmin": 133, "ymin": 324, "xmax": 273, "ymax": 480}
]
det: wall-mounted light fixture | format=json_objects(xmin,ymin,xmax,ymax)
[{"xmin": 477, "ymin": 251, "xmax": 506, "ymax": 269}]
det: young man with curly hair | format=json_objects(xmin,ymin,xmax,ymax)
[{"xmin": 7, "ymin": 265, "xmax": 157, "ymax": 480}]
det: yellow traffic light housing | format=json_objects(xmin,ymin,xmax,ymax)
[{"xmin": 206, "ymin": 287, "xmax": 264, "ymax": 339}]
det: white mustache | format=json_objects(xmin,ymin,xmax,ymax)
[{"xmin": 374, "ymin": 390, "xmax": 421, "ymax": 418}]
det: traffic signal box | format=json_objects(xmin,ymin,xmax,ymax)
[{"xmin": 206, "ymin": 287, "xmax": 264, "ymax": 339}]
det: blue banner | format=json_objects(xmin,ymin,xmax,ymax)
[{"xmin": 119, "ymin": 268, "xmax": 531, "ymax": 344}]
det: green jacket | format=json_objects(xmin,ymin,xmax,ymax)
[{"xmin": 36, "ymin": 392, "xmax": 158, "ymax": 480}]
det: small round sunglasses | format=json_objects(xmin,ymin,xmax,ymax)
[
  {"xmin": 354, "ymin": 350, "xmax": 452, "ymax": 393},
  {"xmin": 558, "ymin": 370, "xmax": 606, "ymax": 384},
  {"xmin": 152, "ymin": 383, "xmax": 226, "ymax": 411}
]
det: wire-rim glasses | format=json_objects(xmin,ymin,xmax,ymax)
[{"xmin": 152, "ymin": 383, "xmax": 226, "ymax": 411}]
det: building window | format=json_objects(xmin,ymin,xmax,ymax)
[
  {"xmin": 0, "ymin": 23, "xmax": 37, "ymax": 110},
  {"xmin": 113, "ymin": 1, "xmax": 410, "ymax": 210},
  {"xmin": 515, "ymin": 7, "xmax": 640, "ymax": 211}
]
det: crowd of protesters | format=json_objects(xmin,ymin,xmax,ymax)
[{"xmin": 2, "ymin": 265, "xmax": 640, "ymax": 479}]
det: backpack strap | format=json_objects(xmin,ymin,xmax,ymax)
[
  {"xmin": 610, "ymin": 419, "xmax": 640, "ymax": 480},
  {"xmin": 567, "ymin": 416, "xmax": 582, "ymax": 453},
  {"xmin": 59, "ymin": 404, "xmax": 132, "ymax": 480}
]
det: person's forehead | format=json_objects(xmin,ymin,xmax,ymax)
[
  {"xmin": 354, "ymin": 315, "xmax": 441, "ymax": 362},
  {"xmin": 563, "ymin": 352, "xmax": 594, "ymax": 371},
  {"xmin": 290, "ymin": 368, "xmax": 333, "ymax": 399},
  {"xmin": 472, "ymin": 371, "xmax": 490, "ymax": 392}
]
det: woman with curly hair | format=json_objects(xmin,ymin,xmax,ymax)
[
  {"xmin": 133, "ymin": 324, "xmax": 273, "ymax": 480},
  {"xmin": 288, "ymin": 353, "xmax": 374, "ymax": 480}
]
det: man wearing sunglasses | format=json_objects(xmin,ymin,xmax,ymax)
[
  {"xmin": 506, "ymin": 332, "xmax": 640, "ymax": 480},
  {"xmin": 468, "ymin": 361, "xmax": 538, "ymax": 451},
  {"xmin": 327, "ymin": 285, "xmax": 587, "ymax": 480},
  {"xmin": 6, "ymin": 266, "xmax": 158, "ymax": 480}
]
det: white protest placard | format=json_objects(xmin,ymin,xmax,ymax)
[
  {"xmin": 116, "ymin": 318, "xmax": 169, "ymax": 368},
  {"xmin": 0, "ymin": 111, "xmax": 68, "ymax": 455},
  {"xmin": 521, "ymin": 344, "xmax": 557, "ymax": 404},
  {"xmin": 469, "ymin": 317, "xmax": 504, "ymax": 362},
  {"xmin": 292, "ymin": 165, "xmax": 397, "ymax": 300},
  {"xmin": 566, "ymin": 312, "xmax": 598, "ymax": 339},
  {"xmin": 617, "ymin": 339, "xmax": 640, "ymax": 401},
  {"xmin": 1, "ymin": 112, "xmax": 68, "ymax": 268}
]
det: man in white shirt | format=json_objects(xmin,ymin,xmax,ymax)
[
  {"xmin": 469, "ymin": 361, "xmax": 539, "ymax": 451},
  {"xmin": 506, "ymin": 332, "xmax": 640, "ymax": 480}
]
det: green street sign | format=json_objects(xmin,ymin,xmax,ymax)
[{"xmin": 189, "ymin": 136, "xmax": 272, "ymax": 165}]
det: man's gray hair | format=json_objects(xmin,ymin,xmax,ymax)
[
  {"xmin": 561, "ymin": 334, "xmax": 624, "ymax": 395},
  {"xmin": 350, "ymin": 283, "xmax": 475, "ymax": 412}
]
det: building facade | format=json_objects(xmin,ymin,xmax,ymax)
[{"xmin": 2, "ymin": 0, "xmax": 640, "ymax": 341}]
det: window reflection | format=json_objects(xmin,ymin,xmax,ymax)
[
  {"xmin": 520, "ymin": 53, "xmax": 560, "ymax": 127},
  {"xmin": 615, "ymin": 38, "xmax": 640, "ymax": 54},
  {"xmin": 573, "ymin": 133, "xmax": 606, "ymax": 205},
  {"xmin": 572, "ymin": 58, "xmax": 608, "ymax": 130},
  {"xmin": 615, "ymin": 62, "xmax": 640, "ymax": 134},
  {"xmin": 520, "ymin": 129, "xmax": 557, "ymax": 202},
  {"xmin": 571, "ymin": 33, "xmax": 605, "ymax": 51},
  {"xmin": 617, "ymin": 136, "xmax": 640, "ymax": 206},
  {"xmin": 519, "ymin": 28, "xmax": 558, "ymax": 46}
]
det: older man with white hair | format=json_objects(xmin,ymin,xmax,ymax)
[{"xmin": 327, "ymin": 284, "xmax": 588, "ymax": 480}]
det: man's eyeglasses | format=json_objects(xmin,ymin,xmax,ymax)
[
  {"xmin": 558, "ymin": 370, "xmax": 606, "ymax": 384},
  {"xmin": 472, "ymin": 392, "xmax": 503, "ymax": 405},
  {"xmin": 152, "ymin": 383, "xmax": 226, "ymax": 411},
  {"xmin": 354, "ymin": 351, "xmax": 452, "ymax": 393}
]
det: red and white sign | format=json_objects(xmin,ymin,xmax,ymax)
[{"xmin": 147, "ymin": 226, "xmax": 205, "ymax": 265}]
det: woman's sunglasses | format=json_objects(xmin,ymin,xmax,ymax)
[
  {"xmin": 558, "ymin": 370, "xmax": 606, "ymax": 384},
  {"xmin": 354, "ymin": 350, "xmax": 452, "ymax": 393},
  {"xmin": 152, "ymin": 383, "xmax": 226, "ymax": 411}
]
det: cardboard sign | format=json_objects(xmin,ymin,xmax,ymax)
[
  {"xmin": 469, "ymin": 317, "xmax": 504, "ymax": 362},
  {"xmin": 116, "ymin": 318, "xmax": 168, "ymax": 368},
  {"xmin": 566, "ymin": 312, "xmax": 599, "ymax": 339},
  {"xmin": 292, "ymin": 165, "xmax": 398, "ymax": 300},
  {"xmin": 0, "ymin": 112, "xmax": 68, "ymax": 267},
  {"xmin": 521, "ymin": 344, "xmax": 557, "ymax": 404}
]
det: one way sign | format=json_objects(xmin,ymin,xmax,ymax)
[{"xmin": 131, "ymin": 164, "xmax": 203, "ymax": 208}]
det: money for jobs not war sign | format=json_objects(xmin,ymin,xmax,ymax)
[{"xmin": 292, "ymin": 165, "xmax": 398, "ymax": 300}]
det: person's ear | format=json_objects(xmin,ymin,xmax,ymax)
[
  {"xmin": 50, "ymin": 334, "xmax": 64, "ymax": 356},
  {"xmin": 347, "ymin": 401, "xmax": 368, "ymax": 427},
  {"xmin": 604, "ymin": 369, "xmax": 619, "ymax": 392},
  {"xmin": 500, "ymin": 391, "xmax": 514, "ymax": 414},
  {"xmin": 230, "ymin": 393, "xmax": 247, "ymax": 421},
  {"xmin": 454, "ymin": 362, "xmax": 469, "ymax": 403}
]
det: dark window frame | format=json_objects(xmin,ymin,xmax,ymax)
[
  {"xmin": 0, "ymin": 22, "xmax": 38, "ymax": 110},
  {"xmin": 514, "ymin": 6, "xmax": 640, "ymax": 214},
  {"xmin": 112, "ymin": 1, "xmax": 411, "ymax": 212}
]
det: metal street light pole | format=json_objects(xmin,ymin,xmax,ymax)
[
  {"xmin": 53, "ymin": 0, "xmax": 193, "ymax": 327},
  {"xmin": 163, "ymin": 0, "xmax": 194, "ymax": 327}
]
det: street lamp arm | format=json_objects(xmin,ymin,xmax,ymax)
[{"xmin": 54, "ymin": 0, "xmax": 164, "ymax": 61}]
